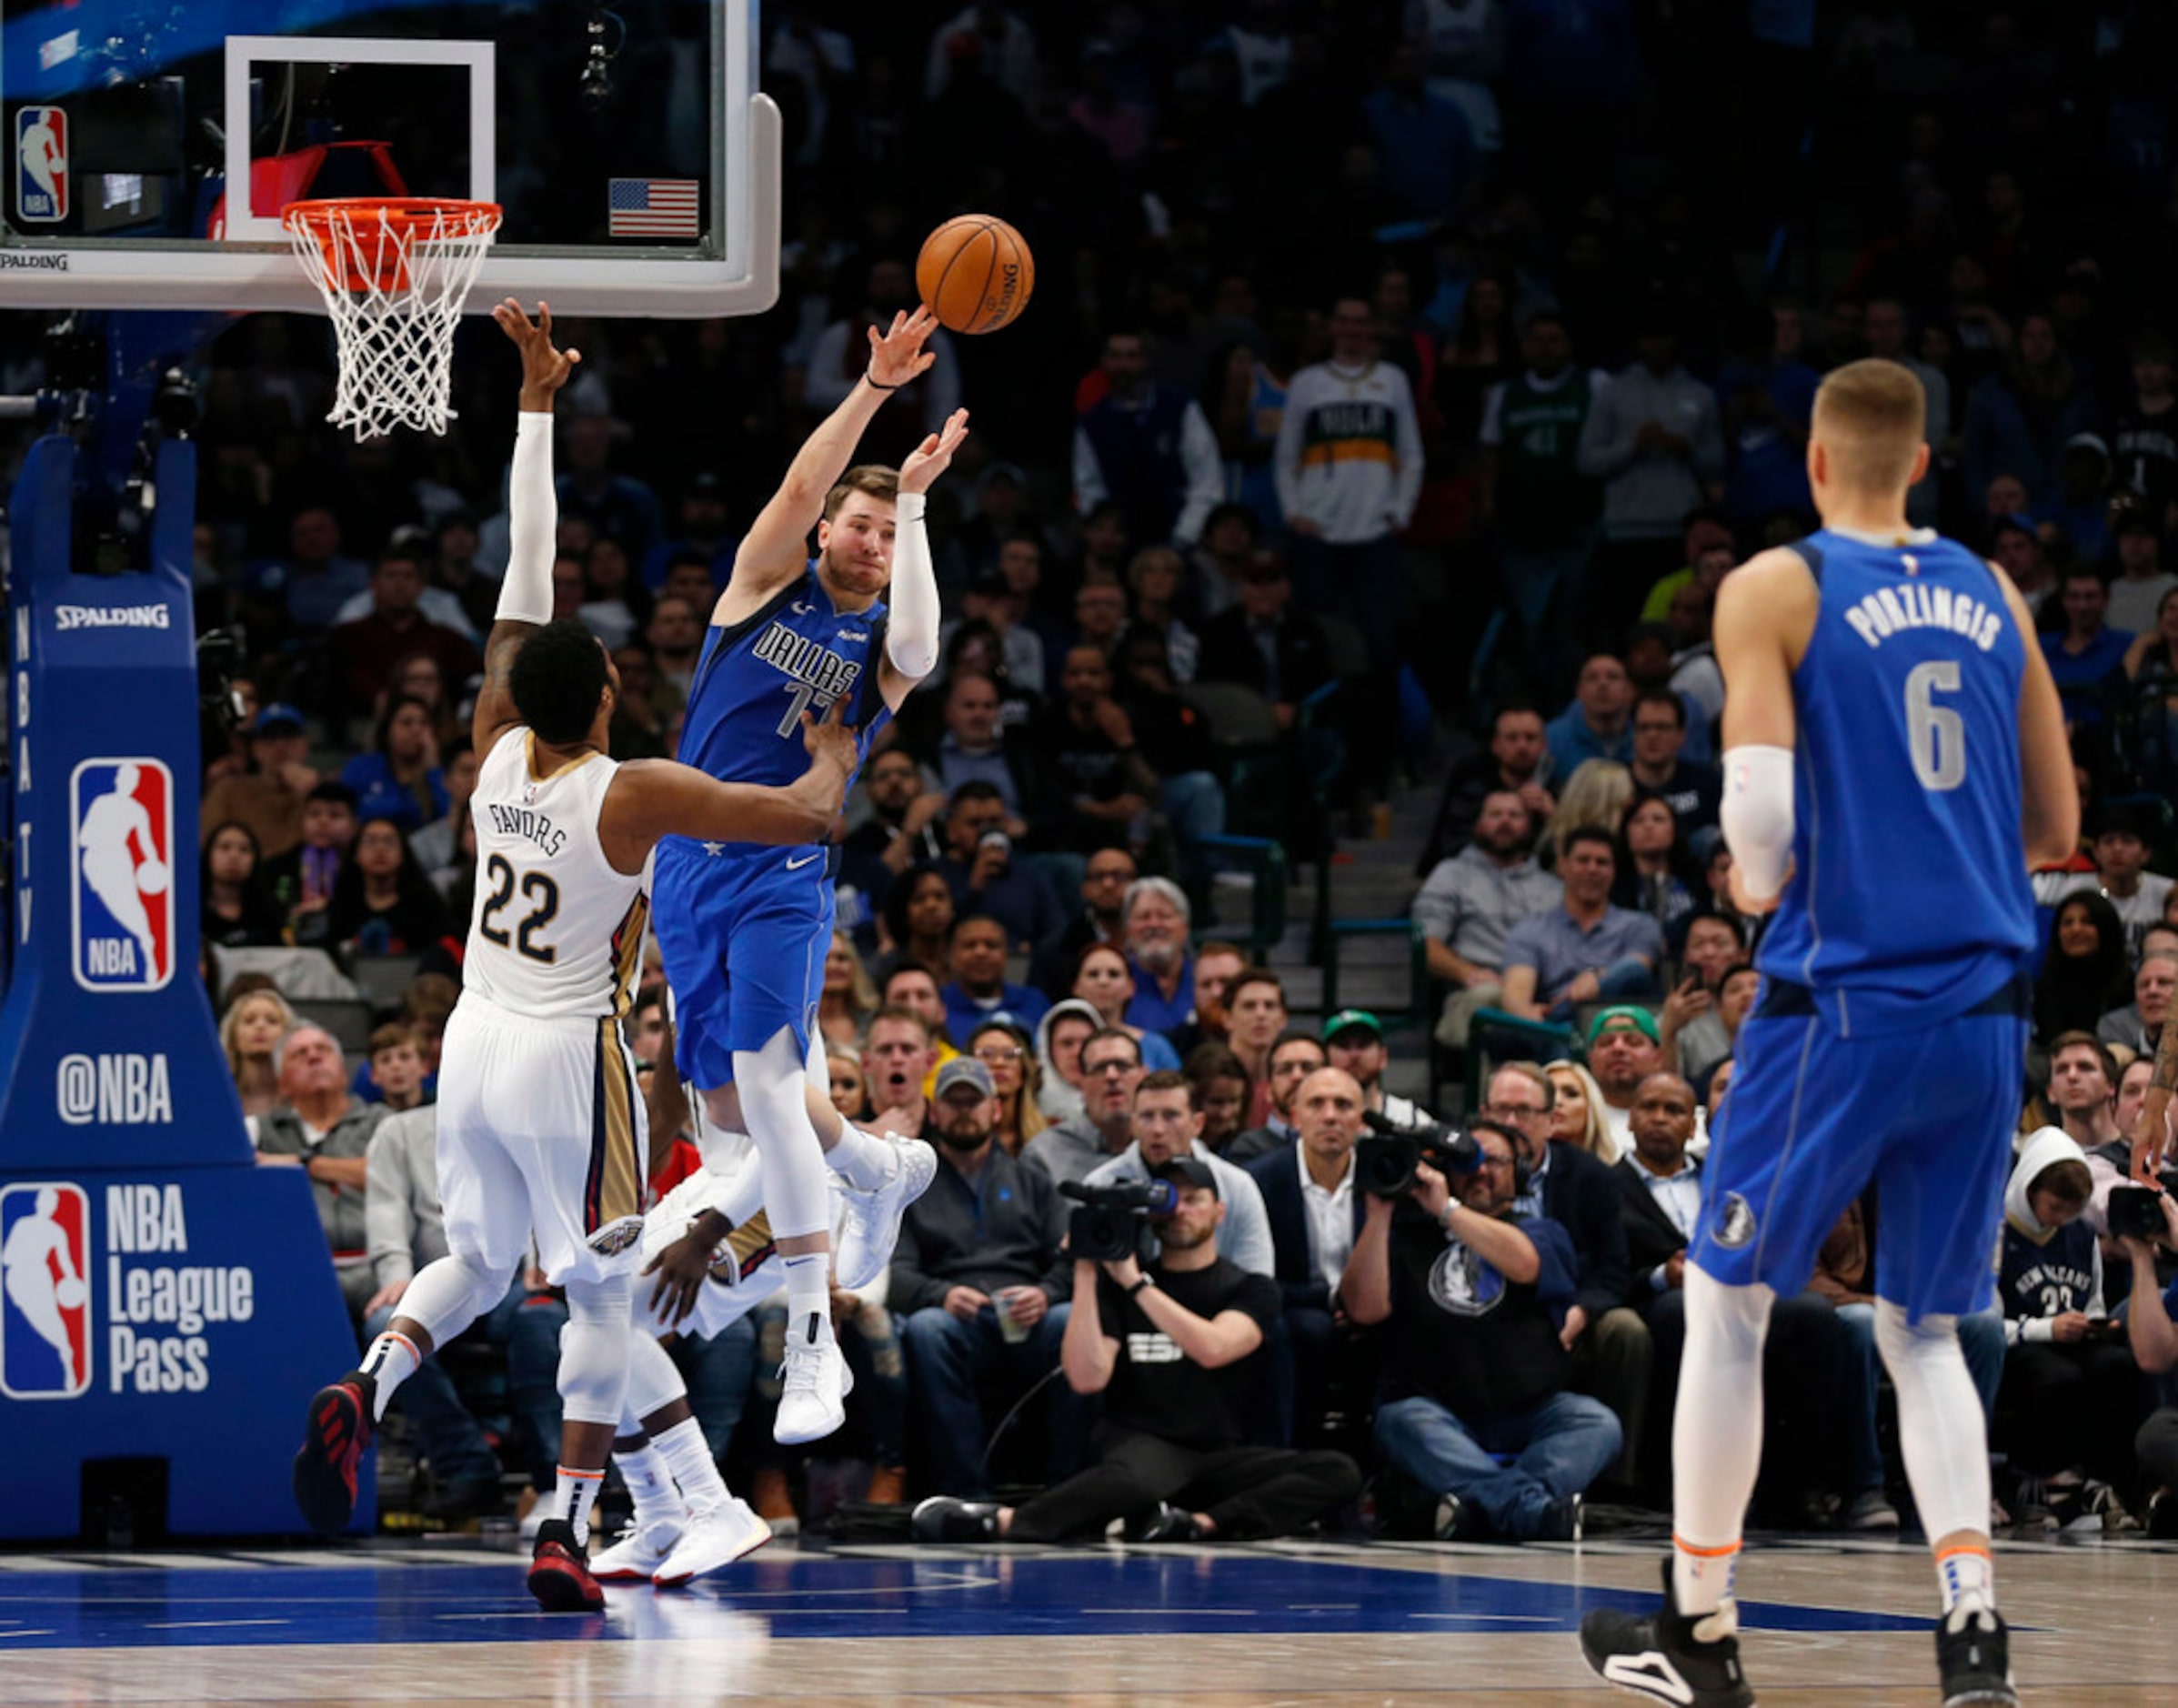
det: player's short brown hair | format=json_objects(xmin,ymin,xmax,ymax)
[
  {"xmin": 823, "ymin": 464, "xmax": 899, "ymax": 521},
  {"xmin": 1812, "ymin": 358, "xmax": 1927, "ymax": 493}
]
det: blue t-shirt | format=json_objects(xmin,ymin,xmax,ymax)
[
  {"xmin": 2040, "ymin": 627, "xmax": 2134, "ymax": 728},
  {"xmin": 339, "ymin": 753, "xmax": 448, "ymax": 832}
]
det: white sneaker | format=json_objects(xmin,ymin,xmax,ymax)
[
  {"xmin": 589, "ymin": 1516, "xmax": 684, "ymax": 1582},
  {"xmin": 774, "ymin": 1331, "xmax": 853, "ymax": 1444},
  {"xmin": 833, "ymin": 1135, "xmax": 938, "ymax": 1291},
  {"xmin": 652, "ymin": 1499, "xmax": 772, "ymax": 1586}
]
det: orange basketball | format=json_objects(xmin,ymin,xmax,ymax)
[{"xmin": 917, "ymin": 215, "xmax": 1035, "ymax": 335}]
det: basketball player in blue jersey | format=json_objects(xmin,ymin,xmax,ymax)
[
  {"xmin": 1581, "ymin": 360, "xmax": 2076, "ymax": 1708},
  {"xmin": 651, "ymin": 306, "xmax": 965, "ymax": 1442}
]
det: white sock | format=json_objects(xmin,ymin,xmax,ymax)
[
  {"xmin": 615, "ymin": 1440, "xmax": 681, "ymax": 1532},
  {"xmin": 357, "ymin": 1331, "xmax": 421, "ymax": 1421},
  {"xmin": 653, "ymin": 1415, "xmax": 730, "ymax": 1515},
  {"xmin": 827, "ymin": 1123, "xmax": 896, "ymax": 1191},
  {"xmin": 781, "ymin": 1252, "xmax": 834, "ymax": 1351},
  {"xmin": 552, "ymin": 1465, "xmax": 606, "ymax": 1547},
  {"xmin": 1936, "ymin": 1542, "xmax": 1995, "ymax": 1616},
  {"xmin": 1671, "ymin": 1268, "xmax": 1774, "ymax": 1616}
]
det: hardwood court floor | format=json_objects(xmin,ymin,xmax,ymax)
[{"xmin": 0, "ymin": 1532, "xmax": 2171, "ymax": 1703}]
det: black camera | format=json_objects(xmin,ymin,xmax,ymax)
[
  {"xmin": 1060, "ymin": 1177, "xmax": 1178, "ymax": 1264},
  {"xmin": 1353, "ymin": 1110, "xmax": 1481, "ymax": 1199},
  {"xmin": 2107, "ymin": 1183, "xmax": 2176, "ymax": 1243}
]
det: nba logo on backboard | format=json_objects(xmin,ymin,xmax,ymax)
[
  {"xmin": 0, "ymin": 1183, "xmax": 92, "ymax": 1399},
  {"xmin": 71, "ymin": 758, "xmax": 175, "ymax": 991},
  {"xmin": 15, "ymin": 105, "xmax": 67, "ymax": 223}
]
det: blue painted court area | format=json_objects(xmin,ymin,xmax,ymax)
[{"xmin": 0, "ymin": 1547, "xmax": 1932, "ymax": 1649}]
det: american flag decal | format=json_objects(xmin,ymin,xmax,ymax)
[{"xmin": 607, "ymin": 178, "xmax": 700, "ymax": 239}]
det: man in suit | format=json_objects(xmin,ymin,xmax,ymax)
[
  {"xmin": 1248, "ymin": 1067, "xmax": 1373, "ymax": 1451},
  {"xmin": 1477, "ymin": 1062, "xmax": 1641, "ymax": 1492},
  {"xmin": 1614, "ymin": 1071, "xmax": 1850, "ymax": 1518},
  {"xmin": 1196, "ymin": 557, "xmax": 1332, "ymax": 720}
]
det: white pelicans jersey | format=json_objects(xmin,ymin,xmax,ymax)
[{"xmin": 463, "ymin": 730, "xmax": 649, "ymax": 1021}]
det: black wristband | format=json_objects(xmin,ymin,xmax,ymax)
[
  {"xmin": 1128, "ymin": 1274, "xmax": 1154, "ymax": 1297},
  {"xmin": 864, "ymin": 370, "xmax": 902, "ymax": 393}
]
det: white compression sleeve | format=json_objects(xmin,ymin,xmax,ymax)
[
  {"xmin": 884, "ymin": 489, "xmax": 939, "ymax": 680},
  {"xmin": 1720, "ymin": 745, "xmax": 1795, "ymax": 904},
  {"xmin": 496, "ymin": 412, "xmax": 556, "ymax": 625}
]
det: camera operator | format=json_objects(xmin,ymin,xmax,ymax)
[
  {"xmin": 2118, "ymin": 1188, "xmax": 2178, "ymax": 1537},
  {"xmin": 1345, "ymin": 1120, "xmax": 1621, "ymax": 1542},
  {"xmin": 912, "ymin": 1159, "xmax": 1362, "ymax": 1543},
  {"xmin": 1082, "ymin": 1070, "xmax": 1276, "ymax": 1277}
]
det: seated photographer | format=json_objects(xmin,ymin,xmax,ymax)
[
  {"xmin": 911, "ymin": 1159, "xmax": 1362, "ymax": 1544},
  {"xmin": 1474, "ymin": 1063, "xmax": 1642, "ymax": 1493},
  {"xmin": 1995, "ymin": 1127, "xmax": 2144, "ymax": 1527},
  {"xmin": 1615, "ymin": 1071, "xmax": 1849, "ymax": 1519},
  {"xmin": 1247, "ymin": 1068, "xmax": 1375, "ymax": 1451},
  {"xmin": 1346, "ymin": 1120, "xmax": 1621, "ymax": 1542},
  {"xmin": 1082, "ymin": 1071, "xmax": 1275, "ymax": 1278},
  {"xmin": 2116, "ymin": 1184, "xmax": 2178, "ymax": 1538},
  {"xmin": 892, "ymin": 1059, "xmax": 1071, "ymax": 1500}
]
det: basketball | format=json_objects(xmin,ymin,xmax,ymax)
[
  {"xmin": 916, "ymin": 216, "xmax": 1035, "ymax": 336},
  {"xmin": 55, "ymin": 1277, "xmax": 85, "ymax": 1311},
  {"xmin": 135, "ymin": 859, "xmax": 169, "ymax": 896}
]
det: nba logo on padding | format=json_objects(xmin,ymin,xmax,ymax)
[
  {"xmin": 1, "ymin": 1183, "xmax": 92, "ymax": 1399},
  {"xmin": 15, "ymin": 105, "xmax": 67, "ymax": 223},
  {"xmin": 71, "ymin": 758, "xmax": 175, "ymax": 991}
]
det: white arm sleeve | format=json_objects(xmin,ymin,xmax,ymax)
[
  {"xmin": 495, "ymin": 412, "xmax": 556, "ymax": 625},
  {"xmin": 1719, "ymin": 745, "xmax": 1796, "ymax": 904},
  {"xmin": 885, "ymin": 489, "xmax": 940, "ymax": 680}
]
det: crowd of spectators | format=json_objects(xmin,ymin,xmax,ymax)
[{"xmin": 28, "ymin": 2, "xmax": 2178, "ymax": 1544}]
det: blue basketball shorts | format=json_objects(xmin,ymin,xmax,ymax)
[
  {"xmin": 1691, "ymin": 981, "xmax": 2028, "ymax": 1323},
  {"xmin": 652, "ymin": 838, "xmax": 835, "ymax": 1091}
]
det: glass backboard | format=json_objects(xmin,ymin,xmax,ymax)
[{"xmin": 0, "ymin": 0, "xmax": 776, "ymax": 316}]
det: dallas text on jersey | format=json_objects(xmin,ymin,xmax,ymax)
[{"xmin": 752, "ymin": 619, "xmax": 863, "ymax": 706}]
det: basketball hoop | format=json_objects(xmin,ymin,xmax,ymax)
[{"xmin": 283, "ymin": 197, "xmax": 503, "ymax": 438}]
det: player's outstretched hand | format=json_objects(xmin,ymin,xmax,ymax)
[
  {"xmin": 900, "ymin": 407, "xmax": 971, "ymax": 496},
  {"xmin": 643, "ymin": 1230, "xmax": 712, "ymax": 1328},
  {"xmin": 867, "ymin": 306, "xmax": 939, "ymax": 390},
  {"xmin": 799, "ymin": 695, "xmax": 858, "ymax": 795},
  {"xmin": 493, "ymin": 298, "xmax": 582, "ymax": 405},
  {"xmin": 2129, "ymin": 1089, "xmax": 2173, "ymax": 1187}
]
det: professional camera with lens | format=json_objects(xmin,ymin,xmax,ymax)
[
  {"xmin": 2107, "ymin": 1179, "xmax": 2178, "ymax": 1242},
  {"xmin": 1353, "ymin": 1110, "xmax": 1482, "ymax": 1199},
  {"xmin": 1059, "ymin": 1177, "xmax": 1178, "ymax": 1263}
]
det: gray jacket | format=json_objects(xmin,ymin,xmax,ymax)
[
  {"xmin": 255, "ymin": 1097, "xmax": 387, "ymax": 1258},
  {"xmin": 1020, "ymin": 1113, "xmax": 1133, "ymax": 1189},
  {"xmin": 1577, "ymin": 362, "xmax": 1724, "ymax": 539},
  {"xmin": 366, "ymin": 1106, "xmax": 448, "ymax": 1289}
]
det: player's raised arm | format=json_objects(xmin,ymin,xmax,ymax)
[
  {"xmin": 1990, "ymin": 566, "xmax": 2080, "ymax": 870},
  {"xmin": 725, "ymin": 307, "xmax": 941, "ymax": 609},
  {"xmin": 474, "ymin": 300, "xmax": 582, "ymax": 759},
  {"xmin": 878, "ymin": 407, "xmax": 970, "ymax": 708},
  {"xmin": 604, "ymin": 695, "xmax": 859, "ymax": 862},
  {"xmin": 1713, "ymin": 548, "xmax": 1818, "ymax": 914}
]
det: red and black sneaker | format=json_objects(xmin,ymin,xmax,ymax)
[
  {"xmin": 293, "ymin": 1371, "xmax": 376, "ymax": 1536},
  {"xmin": 527, "ymin": 1518, "xmax": 605, "ymax": 1613}
]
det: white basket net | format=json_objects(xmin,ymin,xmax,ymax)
[{"xmin": 283, "ymin": 199, "xmax": 502, "ymax": 439}]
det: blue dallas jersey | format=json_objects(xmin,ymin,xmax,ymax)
[
  {"xmin": 1753, "ymin": 528, "xmax": 2036, "ymax": 1035},
  {"xmin": 673, "ymin": 559, "xmax": 891, "ymax": 849}
]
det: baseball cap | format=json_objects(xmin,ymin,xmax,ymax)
[
  {"xmin": 252, "ymin": 702, "xmax": 305, "ymax": 737},
  {"xmin": 1150, "ymin": 1157, "xmax": 1219, "ymax": 1198},
  {"xmin": 1587, "ymin": 1005, "xmax": 1661, "ymax": 1047},
  {"xmin": 933, "ymin": 1057, "xmax": 996, "ymax": 1100},
  {"xmin": 1321, "ymin": 1008, "xmax": 1384, "ymax": 1044}
]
